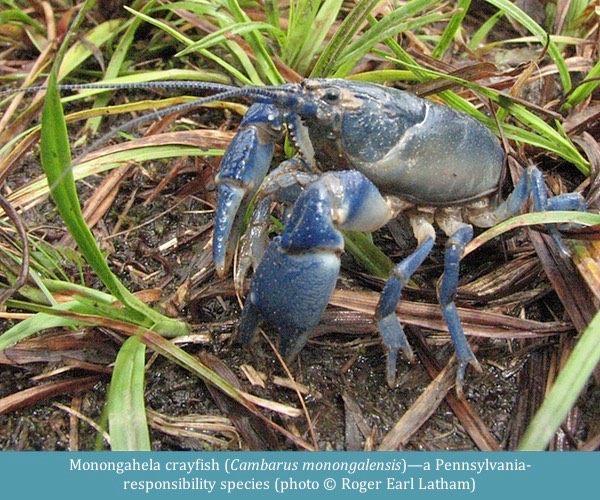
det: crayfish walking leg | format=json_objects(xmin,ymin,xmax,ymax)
[
  {"xmin": 375, "ymin": 213, "xmax": 436, "ymax": 388},
  {"xmin": 437, "ymin": 224, "xmax": 479, "ymax": 396}
]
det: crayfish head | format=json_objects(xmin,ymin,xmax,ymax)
[
  {"xmin": 301, "ymin": 79, "xmax": 363, "ymax": 111},
  {"xmin": 292, "ymin": 79, "xmax": 426, "ymax": 170}
]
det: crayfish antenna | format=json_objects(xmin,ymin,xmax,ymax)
[{"xmin": 0, "ymin": 80, "xmax": 240, "ymax": 100}]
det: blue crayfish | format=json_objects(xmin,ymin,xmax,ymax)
[
  {"xmin": 210, "ymin": 79, "xmax": 587, "ymax": 392},
  {"xmin": 8, "ymin": 78, "xmax": 588, "ymax": 392}
]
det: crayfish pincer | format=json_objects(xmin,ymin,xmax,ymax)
[{"xmin": 211, "ymin": 79, "xmax": 587, "ymax": 394}]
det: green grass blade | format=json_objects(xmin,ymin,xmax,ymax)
[
  {"xmin": 85, "ymin": 0, "xmax": 150, "ymax": 135},
  {"xmin": 344, "ymin": 231, "xmax": 394, "ymax": 279},
  {"xmin": 0, "ymin": 283, "xmax": 166, "ymax": 353},
  {"xmin": 374, "ymin": 42, "xmax": 430, "ymax": 82},
  {"xmin": 465, "ymin": 211, "xmax": 600, "ymax": 256},
  {"xmin": 285, "ymin": 0, "xmax": 319, "ymax": 66},
  {"xmin": 57, "ymin": 20, "xmax": 123, "ymax": 81},
  {"xmin": 311, "ymin": 0, "xmax": 384, "ymax": 77},
  {"xmin": 334, "ymin": 9, "xmax": 448, "ymax": 77},
  {"xmin": 518, "ymin": 310, "xmax": 600, "ymax": 450},
  {"xmin": 107, "ymin": 337, "xmax": 150, "ymax": 451},
  {"xmin": 0, "ymin": 308, "xmax": 81, "ymax": 352},
  {"xmin": 348, "ymin": 69, "xmax": 416, "ymax": 82},
  {"xmin": 0, "ymin": 8, "xmax": 45, "ymax": 35},
  {"xmin": 485, "ymin": 0, "xmax": 572, "ymax": 91},
  {"xmin": 432, "ymin": 0, "xmax": 471, "ymax": 59},
  {"xmin": 264, "ymin": 0, "xmax": 280, "ymax": 29},
  {"xmin": 284, "ymin": 0, "xmax": 343, "ymax": 74},
  {"xmin": 493, "ymin": 100, "xmax": 589, "ymax": 174},
  {"xmin": 225, "ymin": 0, "xmax": 284, "ymax": 84},
  {"xmin": 43, "ymin": 279, "xmax": 122, "ymax": 304},
  {"xmin": 124, "ymin": 5, "xmax": 257, "ymax": 84},
  {"xmin": 468, "ymin": 8, "xmax": 504, "ymax": 49},
  {"xmin": 40, "ymin": 71, "xmax": 189, "ymax": 337},
  {"xmin": 563, "ymin": 57, "xmax": 600, "ymax": 111},
  {"xmin": 177, "ymin": 21, "xmax": 285, "ymax": 55}
]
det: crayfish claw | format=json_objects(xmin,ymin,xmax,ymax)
[
  {"xmin": 213, "ymin": 183, "xmax": 247, "ymax": 277},
  {"xmin": 213, "ymin": 103, "xmax": 284, "ymax": 276}
]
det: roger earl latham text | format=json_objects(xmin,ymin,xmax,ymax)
[{"xmin": 342, "ymin": 477, "xmax": 475, "ymax": 492}]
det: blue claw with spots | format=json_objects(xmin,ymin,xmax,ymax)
[
  {"xmin": 213, "ymin": 103, "xmax": 284, "ymax": 276},
  {"xmin": 238, "ymin": 170, "xmax": 394, "ymax": 361}
]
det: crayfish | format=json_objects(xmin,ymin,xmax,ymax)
[{"xmin": 6, "ymin": 78, "xmax": 588, "ymax": 393}]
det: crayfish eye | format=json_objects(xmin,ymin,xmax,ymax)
[{"xmin": 322, "ymin": 88, "xmax": 341, "ymax": 103}]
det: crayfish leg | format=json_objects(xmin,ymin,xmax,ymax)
[
  {"xmin": 436, "ymin": 222, "xmax": 481, "ymax": 397},
  {"xmin": 468, "ymin": 166, "xmax": 587, "ymax": 257},
  {"xmin": 375, "ymin": 233, "xmax": 435, "ymax": 388}
]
